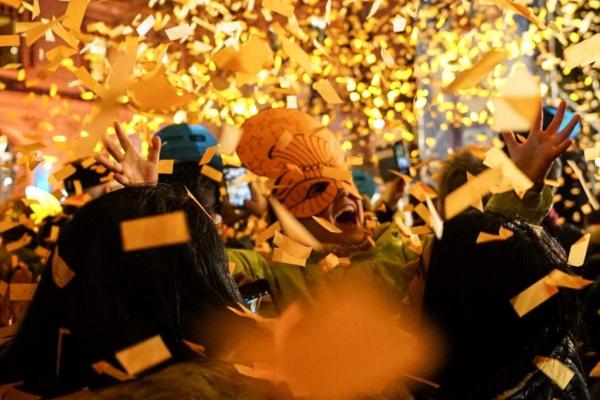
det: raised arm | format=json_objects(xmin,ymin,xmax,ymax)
[
  {"xmin": 95, "ymin": 122, "xmax": 161, "ymax": 186},
  {"xmin": 501, "ymin": 100, "xmax": 580, "ymax": 190}
]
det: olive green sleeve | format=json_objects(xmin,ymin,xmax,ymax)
[{"xmin": 485, "ymin": 185, "xmax": 553, "ymax": 225}]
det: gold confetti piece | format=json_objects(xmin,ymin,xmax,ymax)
[
  {"xmin": 584, "ymin": 147, "xmax": 600, "ymax": 161},
  {"xmin": 51, "ymin": 249, "xmax": 75, "ymax": 289},
  {"xmin": 312, "ymin": 216, "xmax": 342, "ymax": 234},
  {"xmin": 0, "ymin": 281, "xmax": 8, "ymax": 298},
  {"xmin": 62, "ymin": 0, "xmax": 88, "ymax": 32},
  {"xmin": 262, "ymin": 0, "xmax": 294, "ymax": 18},
  {"xmin": 116, "ymin": 335, "xmax": 172, "ymax": 376},
  {"xmin": 408, "ymin": 182, "xmax": 437, "ymax": 202},
  {"xmin": 73, "ymin": 180, "xmax": 83, "ymax": 195},
  {"xmin": 34, "ymin": 246, "xmax": 50, "ymax": 259},
  {"xmin": 6, "ymin": 234, "xmax": 32, "ymax": 252},
  {"xmin": 275, "ymin": 130, "xmax": 294, "ymax": 151},
  {"xmin": 269, "ymin": 197, "xmax": 323, "ymax": 251},
  {"xmin": 286, "ymin": 95, "xmax": 298, "ymax": 109},
  {"xmin": 198, "ymin": 145, "xmax": 218, "ymax": 166},
  {"xmin": 483, "ymin": 147, "xmax": 533, "ymax": 197},
  {"xmin": 9, "ymin": 283, "xmax": 38, "ymax": 301},
  {"xmin": 367, "ymin": 0, "xmax": 383, "ymax": 19},
  {"xmin": 200, "ymin": 164, "xmax": 223, "ymax": 182},
  {"xmin": 136, "ymin": 14, "xmax": 156, "ymax": 37},
  {"xmin": 72, "ymin": 67, "xmax": 105, "ymax": 98},
  {"xmin": 228, "ymin": 261, "xmax": 236, "ymax": 276},
  {"xmin": 92, "ymin": 361, "xmax": 134, "ymax": 382},
  {"xmin": 392, "ymin": 15, "xmax": 406, "ymax": 32},
  {"xmin": 157, "ymin": 159, "xmax": 174, "ymax": 175},
  {"xmin": 410, "ymin": 225, "xmax": 432, "ymax": 235},
  {"xmin": 129, "ymin": 65, "xmax": 194, "ymax": 112},
  {"xmin": 567, "ymin": 233, "xmax": 590, "ymax": 267},
  {"xmin": 0, "ymin": 220, "xmax": 20, "ymax": 233},
  {"xmin": 543, "ymin": 179, "xmax": 561, "ymax": 187},
  {"xmin": 272, "ymin": 247, "xmax": 307, "ymax": 267},
  {"xmin": 24, "ymin": 21, "xmax": 48, "ymax": 46},
  {"xmin": 348, "ymin": 156, "xmax": 364, "ymax": 166},
  {"xmin": 13, "ymin": 142, "xmax": 45, "ymax": 154},
  {"xmin": 476, "ymin": 226, "xmax": 514, "ymax": 244},
  {"xmin": 120, "ymin": 211, "xmax": 190, "ymax": 252},
  {"xmin": 183, "ymin": 339, "xmax": 206, "ymax": 356},
  {"xmin": 534, "ymin": 356, "xmax": 574, "ymax": 390},
  {"xmin": 414, "ymin": 203, "xmax": 431, "ymax": 226},
  {"xmin": 280, "ymin": 37, "xmax": 313, "ymax": 74},
  {"xmin": 426, "ymin": 197, "xmax": 444, "ymax": 239},
  {"xmin": 566, "ymin": 160, "xmax": 600, "ymax": 211},
  {"xmin": 510, "ymin": 276, "xmax": 559, "ymax": 318},
  {"xmin": 46, "ymin": 225, "xmax": 59, "ymax": 244},
  {"xmin": 50, "ymin": 19, "xmax": 79, "ymax": 49},
  {"xmin": 0, "ymin": 35, "xmax": 19, "ymax": 47},
  {"xmin": 319, "ymin": 253, "xmax": 340, "ymax": 272},
  {"xmin": 52, "ymin": 164, "xmax": 76, "ymax": 182},
  {"xmin": 545, "ymin": 269, "xmax": 593, "ymax": 290},
  {"xmin": 380, "ymin": 47, "xmax": 396, "ymax": 68},
  {"xmin": 491, "ymin": 66, "xmax": 541, "ymax": 132},
  {"xmin": 321, "ymin": 166, "xmax": 352, "ymax": 181},
  {"xmin": 313, "ymin": 79, "xmax": 343, "ymax": 104},
  {"xmin": 165, "ymin": 23, "xmax": 193, "ymax": 41},
  {"xmin": 255, "ymin": 221, "xmax": 282, "ymax": 245},
  {"xmin": 219, "ymin": 124, "xmax": 242, "ymax": 155},
  {"xmin": 564, "ymin": 33, "xmax": 600, "ymax": 69},
  {"xmin": 444, "ymin": 49, "xmax": 508, "ymax": 93},
  {"xmin": 273, "ymin": 231, "xmax": 312, "ymax": 259},
  {"xmin": 0, "ymin": 0, "xmax": 21, "ymax": 7},
  {"xmin": 590, "ymin": 361, "xmax": 600, "ymax": 378},
  {"xmin": 445, "ymin": 167, "xmax": 503, "ymax": 220}
]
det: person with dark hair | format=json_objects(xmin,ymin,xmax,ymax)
[
  {"xmin": 155, "ymin": 124, "xmax": 224, "ymax": 217},
  {"xmin": 0, "ymin": 185, "xmax": 288, "ymax": 399},
  {"xmin": 436, "ymin": 147, "xmax": 489, "ymax": 217},
  {"xmin": 423, "ymin": 210, "xmax": 589, "ymax": 399}
]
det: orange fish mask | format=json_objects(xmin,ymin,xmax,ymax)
[{"xmin": 238, "ymin": 109, "xmax": 360, "ymax": 219}]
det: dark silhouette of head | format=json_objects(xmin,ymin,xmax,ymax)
[{"xmin": 0, "ymin": 185, "xmax": 242, "ymax": 395}]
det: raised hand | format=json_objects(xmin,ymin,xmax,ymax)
[
  {"xmin": 95, "ymin": 122, "xmax": 161, "ymax": 186},
  {"xmin": 501, "ymin": 101, "xmax": 579, "ymax": 189}
]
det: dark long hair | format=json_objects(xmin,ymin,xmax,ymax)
[{"xmin": 0, "ymin": 185, "xmax": 243, "ymax": 394}]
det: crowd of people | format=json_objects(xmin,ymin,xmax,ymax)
[{"xmin": 0, "ymin": 100, "xmax": 598, "ymax": 400}]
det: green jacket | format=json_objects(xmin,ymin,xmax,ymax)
[{"xmin": 229, "ymin": 188, "xmax": 553, "ymax": 316}]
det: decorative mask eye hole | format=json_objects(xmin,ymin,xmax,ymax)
[{"xmin": 307, "ymin": 182, "xmax": 329, "ymax": 199}]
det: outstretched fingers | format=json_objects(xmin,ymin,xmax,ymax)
[
  {"xmin": 501, "ymin": 131, "xmax": 519, "ymax": 155},
  {"xmin": 113, "ymin": 122, "xmax": 135, "ymax": 154},
  {"xmin": 102, "ymin": 136, "xmax": 125, "ymax": 162},
  {"xmin": 545, "ymin": 101, "xmax": 567, "ymax": 134},
  {"xmin": 148, "ymin": 135, "xmax": 162, "ymax": 164},
  {"xmin": 553, "ymin": 139, "xmax": 573, "ymax": 158},
  {"xmin": 95, "ymin": 154, "xmax": 123, "ymax": 174},
  {"xmin": 556, "ymin": 113, "xmax": 581, "ymax": 143}
]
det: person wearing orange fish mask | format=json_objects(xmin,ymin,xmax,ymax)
[
  {"xmin": 236, "ymin": 109, "xmax": 368, "ymax": 249},
  {"xmin": 96, "ymin": 103, "xmax": 576, "ymax": 316}
]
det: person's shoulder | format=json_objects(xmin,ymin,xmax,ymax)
[
  {"xmin": 226, "ymin": 248, "xmax": 268, "ymax": 265},
  {"xmin": 59, "ymin": 361, "xmax": 291, "ymax": 400}
]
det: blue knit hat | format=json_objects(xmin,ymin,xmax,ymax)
[
  {"xmin": 352, "ymin": 168, "xmax": 376, "ymax": 198},
  {"xmin": 156, "ymin": 124, "xmax": 223, "ymax": 170}
]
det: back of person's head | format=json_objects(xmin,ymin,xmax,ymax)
[
  {"xmin": 0, "ymin": 185, "xmax": 242, "ymax": 394},
  {"xmin": 436, "ymin": 148, "xmax": 487, "ymax": 213},
  {"xmin": 156, "ymin": 124, "xmax": 223, "ymax": 216},
  {"xmin": 424, "ymin": 210, "xmax": 576, "ymax": 398}
]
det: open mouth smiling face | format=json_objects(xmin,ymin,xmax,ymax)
[{"xmin": 299, "ymin": 185, "xmax": 367, "ymax": 247}]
